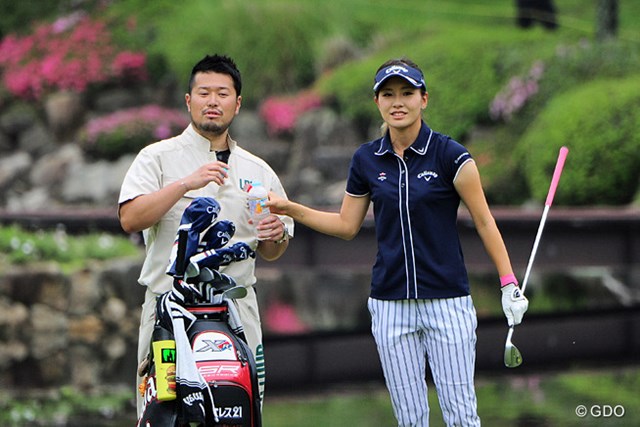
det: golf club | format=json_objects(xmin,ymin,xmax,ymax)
[{"xmin": 504, "ymin": 146, "xmax": 568, "ymax": 368}]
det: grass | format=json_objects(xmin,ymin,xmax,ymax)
[
  {"xmin": 4, "ymin": 366, "xmax": 637, "ymax": 425},
  {"xmin": 263, "ymin": 366, "xmax": 640, "ymax": 427}
]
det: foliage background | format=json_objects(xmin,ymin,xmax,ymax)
[
  {"xmin": 13, "ymin": 0, "xmax": 636, "ymax": 206},
  {"xmin": 0, "ymin": 1, "xmax": 639, "ymax": 425}
]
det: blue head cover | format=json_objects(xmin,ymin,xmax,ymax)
[
  {"xmin": 167, "ymin": 197, "xmax": 221, "ymax": 277},
  {"xmin": 181, "ymin": 197, "xmax": 221, "ymax": 233}
]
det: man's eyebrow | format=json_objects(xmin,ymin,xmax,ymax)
[{"xmin": 196, "ymin": 85, "xmax": 231, "ymax": 91}]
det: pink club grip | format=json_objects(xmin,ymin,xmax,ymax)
[{"xmin": 545, "ymin": 146, "xmax": 568, "ymax": 207}]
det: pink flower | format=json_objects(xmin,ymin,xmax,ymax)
[
  {"xmin": 51, "ymin": 11, "xmax": 87, "ymax": 34},
  {"xmin": 265, "ymin": 301, "xmax": 309, "ymax": 334},
  {"xmin": 489, "ymin": 61, "xmax": 545, "ymax": 122},
  {"xmin": 0, "ymin": 15, "xmax": 148, "ymax": 100},
  {"xmin": 83, "ymin": 105, "xmax": 189, "ymax": 144},
  {"xmin": 112, "ymin": 51, "xmax": 147, "ymax": 80},
  {"xmin": 259, "ymin": 90, "xmax": 323, "ymax": 136}
]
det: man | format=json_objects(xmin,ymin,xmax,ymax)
[{"xmin": 118, "ymin": 54, "xmax": 293, "ymax": 417}]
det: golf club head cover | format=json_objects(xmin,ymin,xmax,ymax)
[
  {"xmin": 181, "ymin": 197, "xmax": 222, "ymax": 233},
  {"xmin": 198, "ymin": 219, "xmax": 236, "ymax": 251},
  {"xmin": 166, "ymin": 197, "xmax": 222, "ymax": 277},
  {"xmin": 501, "ymin": 283, "xmax": 529, "ymax": 326},
  {"xmin": 188, "ymin": 242, "xmax": 255, "ymax": 271}
]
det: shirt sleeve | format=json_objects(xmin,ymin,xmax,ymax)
[
  {"xmin": 118, "ymin": 148, "xmax": 162, "ymax": 205},
  {"xmin": 444, "ymin": 138, "xmax": 473, "ymax": 184},
  {"xmin": 345, "ymin": 147, "xmax": 369, "ymax": 197}
]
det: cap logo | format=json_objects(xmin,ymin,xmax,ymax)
[
  {"xmin": 385, "ymin": 65, "xmax": 409, "ymax": 75},
  {"xmin": 374, "ymin": 63, "xmax": 426, "ymax": 92}
]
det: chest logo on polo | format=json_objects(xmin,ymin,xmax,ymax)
[
  {"xmin": 417, "ymin": 170, "xmax": 438, "ymax": 182},
  {"xmin": 377, "ymin": 172, "xmax": 387, "ymax": 182}
]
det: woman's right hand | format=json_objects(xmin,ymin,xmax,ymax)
[{"xmin": 266, "ymin": 191, "xmax": 289, "ymax": 215}]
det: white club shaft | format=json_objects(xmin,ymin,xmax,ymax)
[{"xmin": 520, "ymin": 205, "xmax": 550, "ymax": 295}]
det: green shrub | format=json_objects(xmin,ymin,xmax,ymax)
[
  {"xmin": 315, "ymin": 26, "xmax": 555, "ymax": 141},
  {"xmin": 112, "ymin": 0, "xmax": 332, "ymax": 108},
  {"xmin": 517, "ymin": 75, "xmax": 640, "ymax": 205},
  {"xmin": 0, "ymin": 225, "xmax": 141, "ymax": 269}
]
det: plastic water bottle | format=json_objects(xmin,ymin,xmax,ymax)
[{"xmin": 246, "ymin": 181, "xmax": 270, "ymax": 235}]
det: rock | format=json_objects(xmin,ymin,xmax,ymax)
[
  {"xmin": 101, "ymin": 297, "xmax": 128, "ymax": 326},
  {"xmin": 30, "ymin": 144, "xmax": 84, "ymax": 190},
  {"xmin": 0, "ymin": 130, "xmax": 12, "ymax": 153},
  {"xmin": 61, "ymin": 156, "xmax": 133, "ymax": 206},
  {"xmin": 68, "ymin": 344, "xmax": 99, "ymax": 388},
  {"xmin": 0, "ymin": 265, "xmax": 65, "ymax": 307},
  {"xmin": 102, "ymin": 334, "xmax": 127, "ymax": 360},
  {"xmin": 312, "ymin": 145, "xmax": 354, "ymax": 180},
  {"xmin": 68, "ymin": 314, "xmax": 104, "ymax": 344},
  {"xmin": 37, "ymin": 272, "xmax": 71, "ymax": 311},
  {"xmin": 18, "ymin": 122, "xmax": 56, "ymax": 157},
  {"xmin": 0, "ymin": 297, "xmax": 29, "ymax": 327},
  {"xmin": 6, "ymin": 187, "xmax": 53, "ymax": 212},
  {"xmin": 96, "ymin": 257, "xmax": 145, "ymax": 308},
  {"xmin": 0, "ymin": 102, "xmax": 38, "ymax": 137},
  {"xmin": 44, "ymin": 90, "xmax": 84, "ymax": 140},
  {"xmin": 69, "ymin": 268, "xmax": 103, "ymax": 315},
  {"xmin": 92, "ymin": 88, "xmax": 140, "ymax": 113},
  {"xmin": 231, "ymin": 111, "xmax": 292, "ymax": 172},
  {"xmin": 0, "ymin": 151, "xmax": 32, "ymax": 192},
  {"xmin": 30, "ymin": 303, "xmax": 68, "ymax": 359}
]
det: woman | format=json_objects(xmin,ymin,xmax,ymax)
[{"xmin": 267, "ymin": 58, "xmax": 528, "ymax": 426}]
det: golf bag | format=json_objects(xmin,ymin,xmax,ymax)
[{"xmin": 137, "ymin": 197, "xmax": 261, "ymax": 426}]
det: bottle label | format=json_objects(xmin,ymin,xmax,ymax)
[
  {"xmin": 153, "ymin": 340, "xmax": 177, "ymax": 401},
  {"xmin": 247, "ymin": 197, "xmax": 268, "ymax": 217}
]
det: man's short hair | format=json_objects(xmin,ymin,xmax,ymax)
[{"xmin": 189, "ymin": 54, "xmax": 242, "ymax": 96}]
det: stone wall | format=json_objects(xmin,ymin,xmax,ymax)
[
  {"xmin": 0, "ymin": 258, "xmax": 145, "ymax": 388},
  {"xmin": 0, "ymin": 257, "xmax": 372, "ymax": 390}
]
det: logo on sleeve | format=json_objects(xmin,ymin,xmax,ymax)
[
  {"xmin": 417, "ymin": 170, "xmax": 438, "ymax": 182},
  {"xmin": 454, "ymin": 152, "xmax": 470, "ymax": 164},
  {"xmin": 377, "ymin": 172, "xmax": 387, "ymax": 182}
]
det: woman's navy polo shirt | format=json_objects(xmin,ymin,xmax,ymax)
[{"xmin": 346, "ymin": 122, "xmax": 473, "ymax": 300}]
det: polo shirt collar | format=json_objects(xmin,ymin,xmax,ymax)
[
  {"xmin": 184, "ymin": 123, "xmax": 237, "ymax": 152},
  {"xmin": 374, "ymin": 121, "xmax": 433, "ymax": 156}
]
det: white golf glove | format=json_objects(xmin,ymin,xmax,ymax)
[{"xmin": 501, "ymin": 283, "xmax": 529, "ymax": 326}]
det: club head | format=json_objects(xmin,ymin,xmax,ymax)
[
  {"xmin": 222, "ymin": 286, "xmax": 248, "ymax": 300},
  {"xmin": 504, "ymin": 326, "xmax": 523, "ymax": 368},
  {"xmin": 197, "ymin": 267, "xmax": 215, "ymax": 283},
  {"xmin": 185, "ymin": 262, "xmax": 200, "ymax": 279},
  {"xmin": 210, "ymin": 273, "xmax": 236, "ymax": 292}
]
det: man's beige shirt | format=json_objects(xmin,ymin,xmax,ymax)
[{"xmin": 118, "ymin": 124, "xmax": 294, "ymax": 294}]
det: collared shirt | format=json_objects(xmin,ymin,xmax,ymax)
[
  {"xmin": 346, "ymin": 122, "xmax": 472, "ymax": 300},
  {"xmin": 119, "ymin": 124, "xmax": 294, "ymax": 294}
]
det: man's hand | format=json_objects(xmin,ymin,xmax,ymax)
[
  {"xmin": 253, "ymin": 214, "xmax": 288, "ymax": 243},
  {"xmin": 183, "ymin": 161, "xmax": 230, "ymax": 190},
  {"xmin": 501, "ymin": 283, "xmax": 529, "ymax": 326}
]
